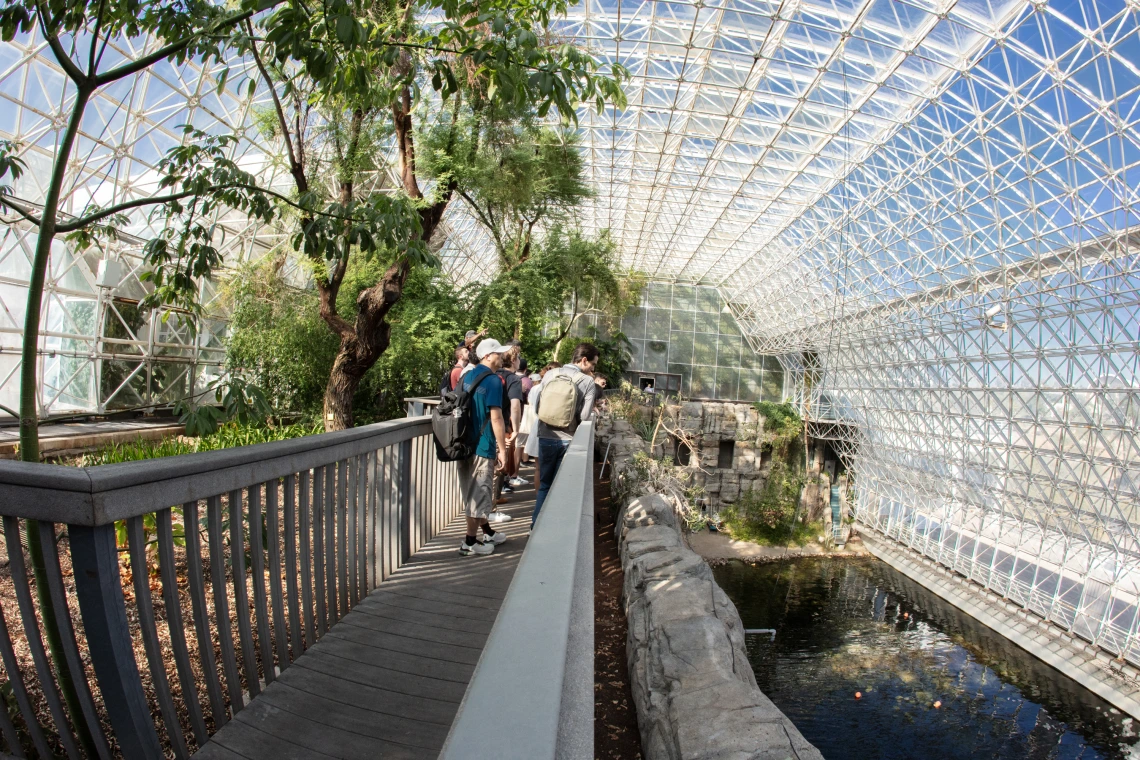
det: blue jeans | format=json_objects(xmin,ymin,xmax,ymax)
[{"xmin": 534, "ymin": 438, "xmax": 570, "ymax": 527}]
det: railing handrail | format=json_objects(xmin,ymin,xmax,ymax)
[
  {"xmin": 0, "ymin": 417, "xmax": 431, "ymax": 525},
  {"xmin": 441, "ymin": 421, "xmax": 595, "ymax": 760}
]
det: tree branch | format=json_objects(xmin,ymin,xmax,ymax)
[
  {"xmin": 36, "ymin": 1, "xmax": 88, "ymax": 84},
  {"xmin": 87, "ymin": 0, "xmax": 108, "ymax": 77},
  {"xmin": 95, "ymin": 6, "xmax": 262, "ymax": 86},
  {"xmin": 52, "ymin": 180, "xmax": 373, "ymax": 233},
  {"xmin": 246, "ymin": 20, "xmax": 299, "ymax": 171},
  {"xmin": 0, "ymin": 196, "xmax": 44, "ymax": 227}
]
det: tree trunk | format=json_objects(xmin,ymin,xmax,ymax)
[{"xmin": 321, "ymin": 258, "xmax": 409, "ymax": 430}]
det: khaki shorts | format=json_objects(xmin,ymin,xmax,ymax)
[{"xmin": 458, "ymin": 455, "xmax": 495, "ymax": 519}]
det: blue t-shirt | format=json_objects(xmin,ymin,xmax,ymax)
[{"xmin": 463, "ymin": 365, "xmax": 503, "ymax": 458}]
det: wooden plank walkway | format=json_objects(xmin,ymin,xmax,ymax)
[{"xmin": 195, "ymin": 468, "xmax": 536, "ymax": 760}]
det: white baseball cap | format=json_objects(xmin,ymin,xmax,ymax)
[{"xmin": 476, "ymin": 338, "xmax": 505, "ymax": 359}]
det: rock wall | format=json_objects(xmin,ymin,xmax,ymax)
[{"xmin": 612, "ymin": 488, "xmax": 823, "ymax": 760}]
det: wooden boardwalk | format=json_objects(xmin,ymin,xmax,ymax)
[{"xmin": 196, "ymin": 470, "xmax": 536, "ymax": 759}]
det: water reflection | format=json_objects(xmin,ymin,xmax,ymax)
[{"xmin": 712, "ymin": 557, "xmax": 1139, "ymax": 760}]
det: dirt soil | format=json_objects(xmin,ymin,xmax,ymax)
[
  {"xmin": 594, "ymin": 463, "xmax": 643, "ymax": 760},
  {"xmin": 688, "ymin": 529, "xmax": 870, "ymax": 563}
]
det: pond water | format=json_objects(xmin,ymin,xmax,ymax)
[{"xmin": 712, "ymin": 557, "xmax": 1140, "ymax": 760}]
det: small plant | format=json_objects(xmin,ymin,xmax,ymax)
[{"xmin": 175, "ymin": 376, "xmax": 274, "ymax": 436}]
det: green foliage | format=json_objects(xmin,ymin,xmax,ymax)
[
  {"xmin": 175, "ymin": 376, "xmax": 273, "ymax": 436},
  {"xmin": 555, "ymin": 324, "xmax": 631, "ymax": 382},
  {"xmin": 224, "ymin": 258, "xmax": 467, "ymax": 422},
  {"xmin": 719, "ymin": 461, "xmax": 813, "ymax": 546},
  {"xmin": 423, "ymin": 125, "xmax": 593, "ymax": 266},
  {"xmin": 363, "ymin": 266, "xmax": 469, "ymax": 420},
  {"xmin": 754, "ymin": 400, "xmax": 802, "ymax": 436},
  {"xmin": 76, "ymin": 422, "xmax": 323, "ymax": 467}
]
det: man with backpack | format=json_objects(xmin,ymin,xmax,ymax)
[
  {"xmin": 455, "ymin": 338, "xmax": 511, "ymax": 555},
  {"xmin": 532, "ymin": 343, "xmax": 599, "ymax": 526}
]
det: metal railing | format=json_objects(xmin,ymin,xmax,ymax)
[
  {"xmin": 441, "ymin": 421, "xmax": 595, "ymax": 760},
  {"xmin": 0, "ymin": 416, "xmax": 458, "ymax": 758}
]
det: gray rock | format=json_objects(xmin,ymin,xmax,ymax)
[{"xmin": 617, "ymin": 483, "xmax": 823, "ymax": 760}]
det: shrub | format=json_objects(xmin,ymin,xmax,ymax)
[
  {"xmin": 74, "ymin": 421, "xmax": 323, "ymax": 466},
  {"xmin": 718, "ymin": 460, "xmax": 815, "ymax": 546}
]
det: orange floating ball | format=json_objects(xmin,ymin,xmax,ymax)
[
  {"xmin": 933, "ymin": 700, "xmax": 942, "ymax": 709},
  {"xmin": 855, "ymin": 692, "xmax": 862, "ymax": 699}
]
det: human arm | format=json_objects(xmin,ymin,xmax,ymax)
[
  {"xmin": 510, "ymin": 398, "xmax": 522, "ymax": 440},
  {"xmin": 580, "ymin": 379, "xmax": 597, "ymax": 422},
  {"xmin": 490, "ymin": 407, "xmax": 508, "ymax": 471}
]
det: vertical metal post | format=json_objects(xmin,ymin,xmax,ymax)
[
  {"xmin": 70, "ymin": 524, "xmax": 163, "ymax": 760},
  {"xmin": 399, "ymin": 438, "xmax": 412, "ymax": 565}
]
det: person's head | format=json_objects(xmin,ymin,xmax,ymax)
[
  {"xmin": 476, "ymin": 338, "xmax": 506, "ymax": 371},
  {"xmin": 594, "ymin": 374, "xmax": 608, "ymax": 389},
  {"xmin": 503, "ymin": 344, "xmax": 521, "ymax": 371},
  {"xmin": 541, "ymin": 362, "xmax": 561, "ymax": 378},
  {"xmin": 518, "ymin": 357, "xmax": 528, "ymax": 374},
  {"xmin": 454, "ymin": 346, "xmax": 468, "ymax": 365},
  {"xmin": 571, "ymin": 343, "xmax": 600, "ymax": 374}
]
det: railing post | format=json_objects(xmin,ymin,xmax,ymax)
[
  {"xmin": 70, "ymin": 523, "xmax": 164, "ymax": 760},
  {"xmin": 399, "ymin": 437, "xmax": 412, "ymax": 565}
]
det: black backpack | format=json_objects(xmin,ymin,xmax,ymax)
[
  {"xmin": 432, "ymin": 370, "xmax": 494, "ymax": 461},
  {"xmin": 438, "ymin": 366, "xmax": 454, "ymax": 399}
]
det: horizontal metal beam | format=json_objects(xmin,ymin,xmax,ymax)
[{"xmin": 0, "ymin": 417, "xmax": 431, "ymax": 526}]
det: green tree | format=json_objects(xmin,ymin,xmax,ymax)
[
  {"xmin": 422, "ymin": 123, "xmax": 592, "ymax": 268},
  {"xmin": 233, "ymin": 0, "xmax": 625, "ymax": 429}
]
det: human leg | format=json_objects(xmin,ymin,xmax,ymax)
[
  {"xmin": 533, "ymin": 438, "xmax": 569, "ymax": 527},
  {"xmin": 459, "ymin": 456, "xmax": 497, "ymax": 555}
]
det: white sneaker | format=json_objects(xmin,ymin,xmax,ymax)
[
  {"xmin": 460, "ymin": 540, "xmax": 494, "ymax": 556},
  {"xmin": 508, "ymin": 477, "xmax": 527, "ymax": 487},
  {"xmin": 487, "ymin": 510, "xmax": 513, "ymax": 523},
  {"xmin": 482, "ymin": 530, "xmax": 507, "ymax": 546}
]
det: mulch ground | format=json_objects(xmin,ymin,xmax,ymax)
[{"xmin": 594, "ymin": 462, "xmax": 643, "ymax": 760}]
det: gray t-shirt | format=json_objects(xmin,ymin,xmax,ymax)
[{"xmin": 535, "ymin": 364, "xmax": 597, "ymax": 441}]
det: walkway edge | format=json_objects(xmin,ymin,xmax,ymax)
[{"xmin": 441, "ymin": 423, "xmax": 595, "ymax": 760}]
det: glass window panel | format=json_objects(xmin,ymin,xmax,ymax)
[
  {"xmin": 101, "ymin": 360, "xmax": 146, "ymax": 409},
  {"xmin": 622, "ymin": 306, "xmax": 647, "ymax": 340},
  {"xmin": 153, "ymin": 362, "xmax": 192, "ymax": 404},
  {"xmin": 628, "ymin": 339, "xmax": 645, "ymax": 369},
  {"xmin": 697, "ymin": 287, "xmax": 720, "ymax": 313},
  {"xmin": 694, "ymin": 334, "xmax": 717, "ymax": 365},
  {"xmin": 716, "ymin": 367, "xmax": 740, "ymax": 400},
  {"xmin": 672, "ymin": 285, "xmax": 695, "ymax": 311},
  {"xmin": 669, "ymin": 364, "xmax": 692, "ymax": 394},
  {"xmin": 761, "ymin": 369, "xmax": 783, "ymax": 402},
  {"xmin": 691, "ymin": 366, "xmax": 715, "ymax": 397},
  {"xmin": 670, "ymin": 331, "xmax": 694, "ymax": 365},
  {"xmin": 718, "ymin": 337, "xmax": 741, "ymax": 368},
  {"xmin": 671, "ymin": 309, "xmax": 695, "ymax": 332},
  {"xmin": 644, "ymin": 340, "xmax": 668, "ymax": 372},
  {"xmin": 695, "ymin": 310, "xmax": 719, "ymax": 333},
  {"xmin": 719, "ymin": 312, "xmax": 742, "ymax": 336},
  {"xmin": 762, "ymin": 355, "xmax": 783, "ymax": 373},
  {"xmin": 740, "ymin": 373, "xmax": 762, "ymax": 401},
  {"xmin": 648, "ymin": 283, "xmax": 672, "ymax": 309},
  {"xmin": 645, "ymin": 309, "xmax": 671, "ymax": 341}
]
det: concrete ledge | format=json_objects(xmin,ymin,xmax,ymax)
[{"xmin": 862, "ymin": 530, "xmax": 1140, "ymax": 719}]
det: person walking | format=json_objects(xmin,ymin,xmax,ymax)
[
  {"xmin": 532, "ymin": 344, "xmax": 599, "ymax": 526},
  {"xmin": 456, "ymin": 339, "xmax": 511, "ymax": 555},
  {"xmin": 522, "ymin": 362, "xmax": 559, "ymax": 466}
]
